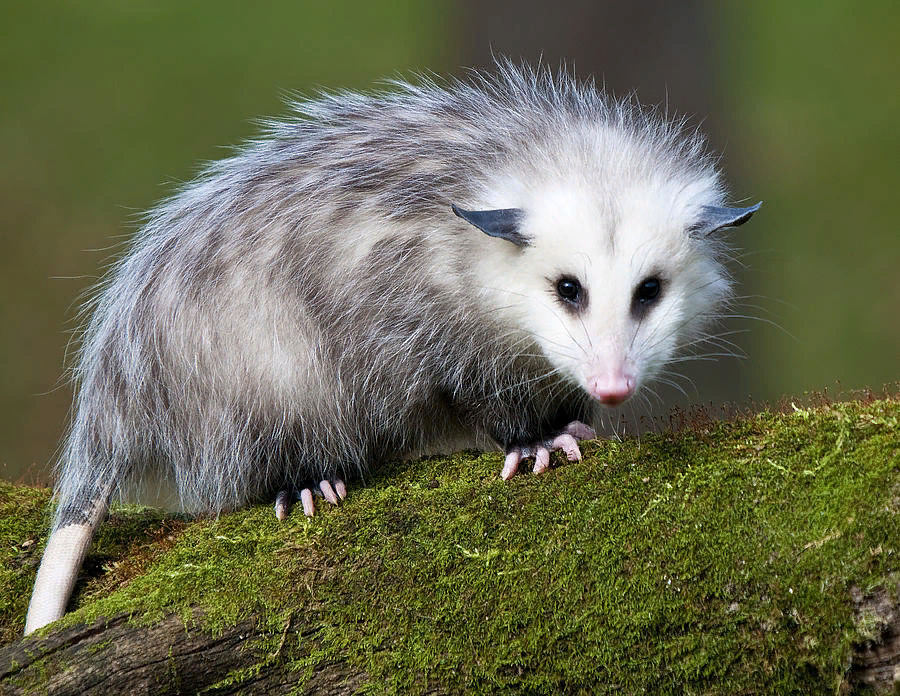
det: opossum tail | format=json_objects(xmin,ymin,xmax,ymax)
[
  {"xmin": 25, "ymin": 391, "xmax": 126, "ymax": 634},
  {"xmin": 24, "ymin": 489, "xmax": 111, "ymax": 634}
]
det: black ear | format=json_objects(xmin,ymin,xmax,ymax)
[
  {"xmin": 691, "ymin": 202, "xmax": 762, "ymax": 236},
  {"xmin": 451, "ymin": 204, "xmax": 530, "ymax": 247}
]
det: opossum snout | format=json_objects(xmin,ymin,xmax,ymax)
[{"xmin": 586, "ymin": 370, "xmax": 636, "ymax": 407}]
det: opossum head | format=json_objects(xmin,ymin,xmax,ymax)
[{"xmin": 454, "ymin": 179, "xmax": 760, "ymax": 408}]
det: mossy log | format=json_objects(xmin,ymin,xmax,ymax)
[
  {"xmin": 0, "ymin": 611, "xmax": 374, "ymax": 695},
  {"xmin": 1, "ymin": 397, "xmax": 899, "ymax": 694}
]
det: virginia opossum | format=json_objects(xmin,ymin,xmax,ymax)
[{"xmin": 25, "ymin": 61, "xmax": 760, "ymax": 634}]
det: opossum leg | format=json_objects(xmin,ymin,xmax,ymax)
[
  {"xmin": 500, "ymin": 421, "xmax": 597, "ymax": 480},
  {"xmin": 273, "ymin": 479, "xmax": 347, "ymax": 520}
]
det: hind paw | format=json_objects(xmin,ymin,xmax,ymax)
[
  {"xmin": 500, "ymin": 421, "xmax": 596, "ymax": 480},
  {"xmin": 274, "ymin": 479, "xmax": 347, "ymax": 520}
]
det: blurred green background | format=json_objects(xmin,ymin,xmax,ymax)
[{"xmin": 2, "ymin": 2, "xmax": 897, "ymax": 485}]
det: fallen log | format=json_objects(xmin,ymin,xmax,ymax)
[{"xmin": 2, "ymin": 397, "xmax": 899, "ymax": 693}]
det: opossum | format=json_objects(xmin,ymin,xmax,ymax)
[{"xmin": 24, "ymin": 61, "xmax": 760, "ymax": 634}]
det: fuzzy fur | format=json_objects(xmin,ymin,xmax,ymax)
[{"xmin": 53, "ymin": 61, "xmax": 738, "ymax": 528}]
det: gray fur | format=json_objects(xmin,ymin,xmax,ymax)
[
  {"xmin": 30, "ymin": 61, "xmax": 759, "ymax": 632},
  {"xmin": 57, "ymin": 63, "xmax": 738, "ymax": 519}
]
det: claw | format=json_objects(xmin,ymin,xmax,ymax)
[
  {"xmin": 532, "ymin": 446, "xmax": 551, "ymax": 474},
  {"xmin": 550, "ymin": 432, "xmax": 582, "ymax": 461},
  {"xmin": 300, "ymin": 488, "xmax": 315, "ymax": 517},
  {"xmin": 274, "ymin": 489, "xmax": 291, "ymax": 521},
  {"xmin": 320, "ymin": 480, "xmax": 339, "ymax": 505},
  {"xmin": 501, "ymin": 420, "xmax": 596, "ymax": 479},
  {"xmin": 273, "ymin": 477, "xmax": 347, "ymax": 519},
  {"xmin": 502, "ymin": 450, "xmax": 523, "ymax": 480}
]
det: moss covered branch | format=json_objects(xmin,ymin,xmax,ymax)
[{"xmin": 2, "ymin": 396, "xmax": 899, "ymax": 693}]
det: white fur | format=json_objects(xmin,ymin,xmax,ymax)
[{"xmin": 472, "ymin": 126, "xmax": 728, "ymax": 405}]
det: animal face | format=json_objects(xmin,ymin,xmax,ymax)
[{"xmin": 458, "ymin": 175, "xmax": 756, "ymax": 408}]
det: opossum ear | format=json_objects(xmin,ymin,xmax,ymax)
[
  {"xmin": 451, "ymin": 204, "xmax": 530, "ymax": 247},
  {"xmin": 692, "ymin": 202, "xmax": 762, "ymax": 236}
]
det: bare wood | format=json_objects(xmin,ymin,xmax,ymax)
[{"xmin": 0, "ymin": 611, "xmax": 371, "ymax": 695}]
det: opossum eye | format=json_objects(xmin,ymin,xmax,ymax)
[
  {"xmin": 556, "ymin": 277, "xmax": 583, "ymax": 306},
  {"xmin": 635, "ymin": 277, "xmax": 662, "ymax": 305}
]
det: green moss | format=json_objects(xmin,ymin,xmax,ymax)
[
  {"xmin": 0, "ymin": 482, "xmax": 52, "ymax": 644},
  {"xmin": 3, "ymin": 397, "xmax": 899, "ymax": 693},
  {"xmin": 0, "ymin": 483, "xmax": 189, "ymax": 643}
]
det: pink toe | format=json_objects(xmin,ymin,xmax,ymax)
[
  {"xmin": 335, "ymin": 479, "xmax": 347, "ymax": 500},
  {"xmin": 320, "ymin": 480, "xmax": 339, "ymax": 505},
  {"xmin": 301, "ymin": 488, "xmax": 315, "ymax": 517},
  {"xmin": 551, "ymin": 433, "xmax": 582, "ymax": 461},
  {"xmin": 533, "ymin": 447, "xmax": 551, "ymax": 474},
  {"xmin": 502, "ymin": 450, "xmax": 522, "ymax": 480}
]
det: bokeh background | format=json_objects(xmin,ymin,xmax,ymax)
[{"xmin": 3, "ymin": 2, "xmax": 898, "ymax": 485}]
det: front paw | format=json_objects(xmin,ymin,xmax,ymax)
[
  {"xmin": 500, "ymin": 421, "xmax": 597, "ymax": 480},
  {"xmin": 274, "ymin": 479, "xmax": 347, "ymax": 519}
]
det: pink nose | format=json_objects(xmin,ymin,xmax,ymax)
[{"xmin": 587, "ymin": 374, "xmax": 635, "ymax": 406}]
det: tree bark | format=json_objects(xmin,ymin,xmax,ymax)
[
  {"xmin": 3, "ymin": 594, "xmax": 899, "ymax": 695},
  {"xmin": 0, "ymin": 610, "xmax": 376, "ymax": 696},
  {"xmin": 848, "ymin": 585, "xmax": 900, "ymax": 693}
]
